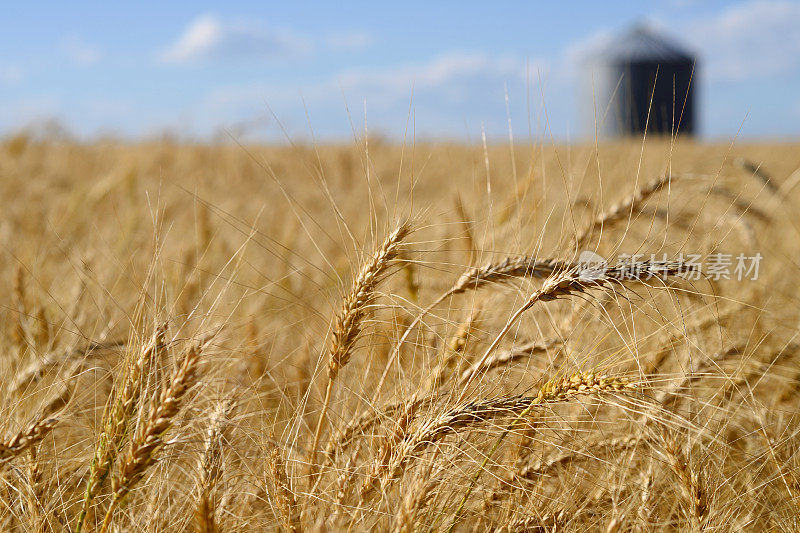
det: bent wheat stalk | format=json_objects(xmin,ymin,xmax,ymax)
[
  {"xmin": 446, "ymin": 373, "xmax": 636, "ymax": 531},
  {"xmin": 460, "ymin": 260, "xmax": 689, "ymax": 392},
  {"xmin": 359, "ymin": 373, "xmax": 635, "ymax": 504},
  {"xmin": 325, "ymin": 338, "xmax": 558, "ymax": 465},
  {"xmin": 373, "ymin": 257, "xmax": 566, "ymax": 401},
  {"xmin": 308, "ymin": 224, "xmax": 410, "ymax": 480}
]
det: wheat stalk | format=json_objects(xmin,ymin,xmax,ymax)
[
  {"xmin": 486, "ymin": 435, "xmax": 642, "ymax": 507},
  {"xmin": 457, "ymin": 338, "xmax": 560, "ymax": 388}
]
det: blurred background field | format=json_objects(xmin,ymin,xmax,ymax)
[{"xmin": 3, "ymin": 135, "xmax": 800, "ymax": 530}]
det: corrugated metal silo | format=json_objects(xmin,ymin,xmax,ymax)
[{"xmin": 583, "ymin": 24, "xmax": 697, "ymax": 138}]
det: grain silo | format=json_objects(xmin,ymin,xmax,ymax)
[{"xmin": 583, "ymin": 24, "xmax": 697, "ymax": 138}]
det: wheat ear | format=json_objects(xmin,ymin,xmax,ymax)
[
  {"xmin": 76, "ymin": 324, "xmax": 167, "ymax": 533},
  {"xmin": 194, "ymin": 398, "xmax": 236, "ymax": 533},
  {"xmin": 358, "ymin": 401, "xmax": 417, "ymax": 504},
  {"xmin": 446, "ymin": 373, "xmax": 637, "ymax": 531},
  {"xmin": 734, "ymin": 157, "xmax": 779, "ymax": 195},
  {"xmin": 391, "ymin": 463, "xmax": 440, "ymax": 533},
  {"xmin": 99, "ymin": 344, "xmax": 203, "ymax": 533},
  {"xmin": 575, "ymin": 174, "xmax": 673, "ymax": 247},
  {"xmin": 460, "ymin": 260, "xmax": 689, "ymax": 392},
  {"xmin": 268, "ymin": 443, "xmax": 302, "ymax": 533},
  {"xmin": 662, "ymin": 435, "xmax": 708, "ymax": 532},
  {"xmin": 424, "ymin": 307, "xmax": 483, "ymax": 394},
  {"xmin": 494, "ymin": 512, "xmax": 564, "ymax": 533},
  {"xmin": 308, "ymin": 224, "xmax": 410, "ymax": 478},
  {"xmin": 0, "ymin": 416, "xmax": 59, "ymax": 465},
  {"xmin": 13, "ymin": 338, "xmax": 126, "ymax": 395}
]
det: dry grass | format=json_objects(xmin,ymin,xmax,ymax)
[{"xmin": 1, "ymin": 135, "xmax": 800, "ymax": 531}]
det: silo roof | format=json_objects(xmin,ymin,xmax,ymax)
[{"xmin": 596, "ymin": 24, "xmax": 695, "ymax": 63}]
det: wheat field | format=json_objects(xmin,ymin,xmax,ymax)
[{"xmin": 2, "ymin": 134, "xmax": 800, "ymax": 531}]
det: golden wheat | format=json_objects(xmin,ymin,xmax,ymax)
[{"xmin": 0, "ymin": 138, "xmax": 798, "ymax": 531}]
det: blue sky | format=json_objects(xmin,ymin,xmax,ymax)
[{"xmin": 2, "ymin": 1, "xmax": 799, "ymax": 141}]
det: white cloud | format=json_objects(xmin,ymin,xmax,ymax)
[
  {"xmin": 326, "ymin": 31, "xmax": 373, "ymax": 52},
  {"xmin": 335, "ymin": 52, "xmax": 533, "ymax": 104},
  {"xmin": 0, "ymin": 95, "xmax": 61, "ymax": 132},
  {"xmin": 159, "ymin": 13, "xmax": 312, "ymax": 64},
  {"xmin": 63, "ymin": 35, "xmax": 102, "ymax": 66},
  {"xmin": 557, "ymin": 2, "xmax": 800, "ymax": 138},
  {"xmin": 685, "ymin": 0, "xmax": 800, "ymax": 81},
  {"xmin": 562, "ymin": 29, "xmax": 614, "ymax": 68},
  {"xmin": 207, "ymin": 52, "xmax": 536, "ymax": 106},
  {"xmin": 563, "ymin": 2, "xmax": 800, "ymax": 82},
  {"xmin": 562, "ymin": 19, "xmax": 685, "ymax": 70},
  {"xmin": 0, "ymin": 64, "xmax": 24, "ymax": 85},
  {"xmin": 199, "ymin": 51, "xmax": 556, "ymax": 140},
  {"xmin": 561, "ymin": 2, "xmax": 800, "ymax": 86}
]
